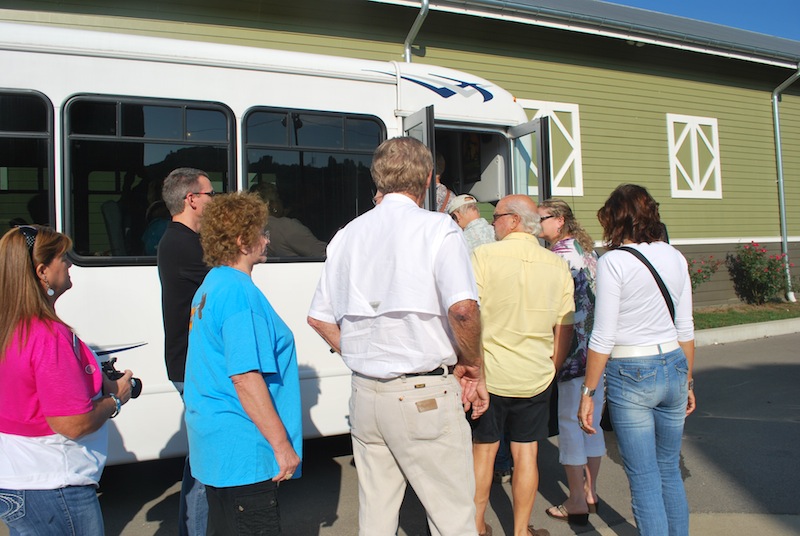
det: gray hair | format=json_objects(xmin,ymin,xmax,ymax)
[
  {"xmin": 505, "ymin": 196, "xmax": 541, "ymax": 235},
  {"xmin": 162, "ymin": 167, "xmax": 208, "ymax": 216},
  {"xmin": 371, "ymin": 137, "xmax": 432, "ymax": 198},
  {"xmin": 454, "ymin": 202, "xmax": 479, "ymax": 217}
]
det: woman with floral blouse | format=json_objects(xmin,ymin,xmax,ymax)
[{"xmin": 538, "ymin": 199, "xmax": 604, "ymax": 526}]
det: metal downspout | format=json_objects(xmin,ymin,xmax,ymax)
[
  {"xmin": 771, "ymin": 63, "xmax": 800, "ymax": 302},
  {"xmin": 403, "ymin": 0, "xmax": 429, "ymax": 62}
]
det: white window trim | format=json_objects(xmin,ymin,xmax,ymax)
[
  {"xmin": 517, "ymin": 99, "xmax": 583, "ymax": 197},
  {"xmin": 666, "ymin": 113, "xmax": 722, "ymax": 199}
]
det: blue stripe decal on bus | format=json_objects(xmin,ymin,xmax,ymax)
[{"xmin": 367, "ymin": 71, "xmax": 494, "ymax": 102}]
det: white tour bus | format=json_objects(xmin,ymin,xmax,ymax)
[{"xmin": 0, "ymin": 21, "xmax": 543, "ymax": 464}]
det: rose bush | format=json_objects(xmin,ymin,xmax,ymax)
[
  {"xmin": 726, "ymin": 242, "xmax": 793, "ymax": 305},
  {"xmin": 688, "ymin": 255, "xmax": 723, "ymax": 292}
]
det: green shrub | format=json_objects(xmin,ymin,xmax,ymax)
[
  {"xmin": 687, "ymin": 255, "xmax": 723, "ymax": 292},
  {"xmin": 726, "ymin": 242, "xmax": 793, "ymax": 305}
]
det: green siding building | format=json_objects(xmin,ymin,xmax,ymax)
[{"xmin": 2, "ymin": 0, "xmax": 799, "ymax": 305}]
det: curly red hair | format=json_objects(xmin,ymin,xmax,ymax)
[{"xmin": 200, "ymin": 192, "xmax": 268, "ymax": 267}]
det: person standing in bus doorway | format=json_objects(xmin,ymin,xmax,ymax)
[
  {"xmin": 447, "ymin": 194, "xmax": 495, "ymax": 252},
  {"xmin": 157, "ymin": 167, "xmax": 213, "ymax": 536},
  {"xmin": 307, "ymin": 137, "xmax": 489, "ymax": 536},
  {"xmin": 470, "ymin": 195, "xmax": 575, "ymax": 536},
  {"xmin": 435, "ymin": 152, "xmax": 455, "ymax": 213}
]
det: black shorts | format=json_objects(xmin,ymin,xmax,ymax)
[
  {"xmin": 470, "ymin": 383, "xmax": 552, "ymax": 444},
  {"xmin": 206, "ymin": 479, "xmax": 281, "ymax": 536}
]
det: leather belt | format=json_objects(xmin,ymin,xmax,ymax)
[
  {"xmin": 403, "ymin": 364, "xmax": 455, "ymax": 377},
  {"xmin": 610, "ymin": 341, "xmax": 680, "ymax": 358},
  {"xmin": 354, "ymin": 364, "xmax": 455, "ymax": 382}
]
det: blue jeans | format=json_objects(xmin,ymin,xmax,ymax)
[
  {"xmin": 606, "ymin": 348, "xmax": 689, "ymax": 536},
  {"xmin": 0, "ymin": 486, "xmax": 103, "ymax": 536},
  {"xmin": 494, "ymin": 433, "xmax": 512, "ymax": 473},
  {"xmin": 174, "ymin": 381, "xmax": 209, "ymax": 536}
]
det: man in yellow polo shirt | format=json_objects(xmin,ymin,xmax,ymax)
[{"xmin": 470, "ymin": 194, "xmax": 574, "ymax": 536}]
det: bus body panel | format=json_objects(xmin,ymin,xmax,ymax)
[{"xmin": 0, "ymin": 21, "xmax": 529, "ymax": 464}]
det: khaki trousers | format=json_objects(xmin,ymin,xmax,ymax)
[{"xmin": 350, "ymin": 372, "xmax": 478, "ymax": 536}]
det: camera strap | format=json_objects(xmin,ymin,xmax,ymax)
[{"xmin": 72, "ymin": 332, "xmax": 82, "ymax": 362}]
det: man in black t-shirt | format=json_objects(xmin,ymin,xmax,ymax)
[{"xmin": 157, "ymin": 167, "xmax": 214, "ymax": 536}]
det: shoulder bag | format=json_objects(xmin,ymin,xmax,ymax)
[{"xmin": 616, "ymin": 246, "xmax": 675, "ymax": 322}]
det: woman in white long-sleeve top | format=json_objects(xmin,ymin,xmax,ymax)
[{"xmin": 577, "ymin": 184, "xmax": 696, "ymax": 536}]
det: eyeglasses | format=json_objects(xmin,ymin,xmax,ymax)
[
  {"xmin": 189, "ymin": 191, "xmax": 217, "ymax": 198},
  {"xmin": 492, "ymin": 212, "xmax": 515, "ymax": 223},
  {"xmin": 539, "ymin": 215, "xmax": 557, "ymax": 222},
  {"xmin": 261, "ymin": 229, "xmax": 270, "ymax": 241}
]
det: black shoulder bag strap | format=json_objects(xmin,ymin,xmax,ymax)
[{"xmin": 617, "ymin": 246, "xmax": 675, "ymax": 323}]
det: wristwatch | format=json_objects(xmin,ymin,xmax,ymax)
[
  {"xmin": 580, "ymin": 383, "xmax": 596, "ymax": 397},
  {"xmin": 109, "ymin": 393, "xmax": 121, "ymax": 419},
  {"xmin": 688, "ymin": 379, "xmax": 695, "ymax": 391}
]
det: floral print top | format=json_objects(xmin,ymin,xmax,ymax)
[
  {"xmin": 436, "ymin": 183, "xmax": 454, "ymax": 213},
  {"xmin": 552, "ymin": 237, "xmax": 598, "ymax": 382}
]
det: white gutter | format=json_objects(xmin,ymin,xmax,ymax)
[
  {"xmin": 771, "ymin": 64, "xmax": 800, "ymax": 302},
  {"xmin": 374, "ymin": 0, "xmax": 798, "ymax": 69},
  {"xmin": 403, "ymin": 0, "xmax": 429, "ymax": 62}
]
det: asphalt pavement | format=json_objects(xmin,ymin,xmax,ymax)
[{"xmin": 3, "ymin": 320, "xmax": 800, "ymax": 535}]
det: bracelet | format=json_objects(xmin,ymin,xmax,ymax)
[
  {"xmin": 580, "ymin": 383, "xmax": 596, "ymax": 397},
  {"xmin": 109, "ymin": 394, "xmax": 121, "ymax": 419},
  {"xmin": 688, "ymin": 379, "xmax": 694, "ymax": 391}
]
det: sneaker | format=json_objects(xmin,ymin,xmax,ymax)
[{"xmin": 492, "ymin": 469, "xmax": 512, "ymax": 484}]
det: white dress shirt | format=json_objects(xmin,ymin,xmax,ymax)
[{"xmin": 308, "ymin": 193, "xmax": 478, "ymax": 378}]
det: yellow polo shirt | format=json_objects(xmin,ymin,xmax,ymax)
[{"xmin": 471, "ymin": 232, "xmax": 575, "ymax": 398}]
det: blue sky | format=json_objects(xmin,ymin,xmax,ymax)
[{"xmin": 604, "ymin": 0, "xmax": 800, "ymax": 41}]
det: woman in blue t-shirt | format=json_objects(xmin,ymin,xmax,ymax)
[{"xmin": 184, "ymin": 192, "xmax": 302, "ymax": 536}]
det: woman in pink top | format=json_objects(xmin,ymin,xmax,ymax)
[{"xmin": 0, "ymin": 225, "xmax": 134, "ymax": 536}]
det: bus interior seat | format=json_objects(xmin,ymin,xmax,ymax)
[{"xmin": 101, "ymin": 200, "xmax": 127, "ymax": 256}]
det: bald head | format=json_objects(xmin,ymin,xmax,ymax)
[{"xmin": 494, "ymin": 195, "xmax": 541, "ymax": 240}]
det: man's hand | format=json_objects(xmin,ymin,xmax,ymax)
[{"xmin": 453, "ymin": 364, "xmax": 489, "ymax": 419}]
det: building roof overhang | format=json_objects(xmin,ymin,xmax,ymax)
[{"xmin": 371, "ymin": 0, "xmax": 800, "ymax": 69}]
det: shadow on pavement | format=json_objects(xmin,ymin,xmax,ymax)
[
  {"xmin": 279, "ymin": 434, "xmax": 349, "ymax": 535},
  {"xmin": 686, "ymin": 336, "xmax": 800, "ymax": 523},
  {"xmin": 99, "ymin": 456, "xmax": 183, "ymax": 536}
]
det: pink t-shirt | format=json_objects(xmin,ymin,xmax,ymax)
[{"xmin": 0, "ymin": 317, "xmax": 102, "ymax": 437}]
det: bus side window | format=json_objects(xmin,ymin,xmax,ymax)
[
  {"xmin": 65, "ymin": 97, "xmax": 234, "ymax": 260},
  {"xmin": 244, "ymin": 109, "xmax": 384, "ymax": 259},
  {"xmin": 0, "ymin": 91, "xmax": 53, "ymax": 232}
]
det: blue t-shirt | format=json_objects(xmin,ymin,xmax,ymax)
[{"xmin": 185, "ymin": 266, "xmax": 302, "ymax": 487}]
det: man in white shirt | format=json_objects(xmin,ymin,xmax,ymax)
[
  {"xmin": 308, "ymin": 137, "xmax": 489, "ymax": 536},
  {"xmin": 447, "ymin": 194, "xmax": 496, "ymax": 252}
]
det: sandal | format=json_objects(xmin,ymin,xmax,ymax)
[
  {"xmin": 545, "ymin": 504, "xmax": 589, "ymax": 526},
  {"xmin": 478, "ymin": 523, "xmax": 492, "ymax": 536},
  {"xmin": 587, "ymin": 498, "xmax": 601, "ymax": 514}
]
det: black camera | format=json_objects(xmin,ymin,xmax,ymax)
[{"xmin": 102, "ymin": 358, "xmax": 142, "ymax": 399}]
